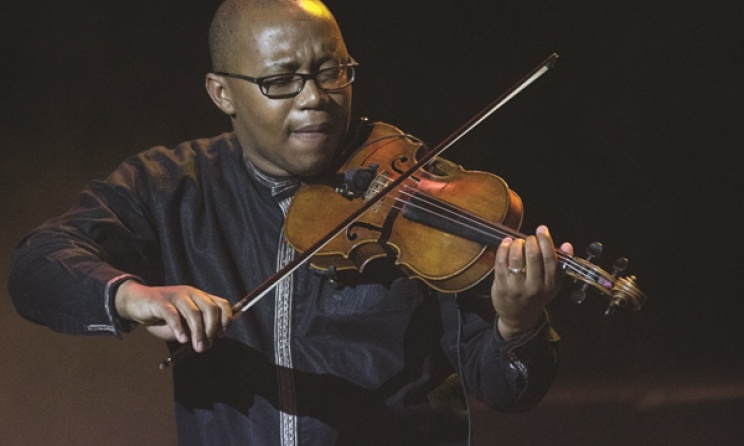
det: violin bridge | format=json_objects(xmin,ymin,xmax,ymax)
[{"xmin": 363, "ymin": 172, "xmax": 391, "ymax": 211}]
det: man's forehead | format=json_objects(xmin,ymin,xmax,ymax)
[{"xmin": 233, "ymin": 5, "xmax": 343, "ymax": 51}]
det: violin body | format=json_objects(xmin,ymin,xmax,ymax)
[{"xmin": 285, "ymin": 122, "xmax": 524, "ymax": 292}]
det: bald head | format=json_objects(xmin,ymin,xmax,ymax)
[
  {"xmin": 208, "ymin": 0, "xmax": 337, "ymax": 71},
  {"xmin": 203, "ymin": 0, "xmax": 352, "ymax": 177}
]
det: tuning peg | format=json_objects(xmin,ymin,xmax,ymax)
[
  {"xmin": 570, "ymin": 287, "xmax": 588, "ymax": 304},
  {"xmin": 604, "ymin": 301, "xmax": 618, "ymax": 317},
  {"xmin": 585, "ymin": 242, "xmax": 603, "ymax": 262},
  {"xmin": 570, "ymin": 242, "xmax": 604, "ymax": 304},
  {"xmin": 603, "ymin": 258, "xmax": 630, "ymax": 316},
  {"xmin": 611, "ymin": 257, "xmax": 628, "ymax": 277}
]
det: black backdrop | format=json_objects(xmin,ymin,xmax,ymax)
[{"xmin": 2, "ymin": 1, "xmax": 743, "ymax": 444}]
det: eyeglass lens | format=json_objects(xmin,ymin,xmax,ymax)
[{"xmin": 262, "ymin": 66, "xmax": 353, "ymax": 97}]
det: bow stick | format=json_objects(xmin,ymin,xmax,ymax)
[{"xmin": 159, "ymin": 53, "xmax": 559, "ymax": 369}]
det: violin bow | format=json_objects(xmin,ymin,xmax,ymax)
[{"xmin": 159, "ymin": 53, "xmax": 559, "ymax": 369}]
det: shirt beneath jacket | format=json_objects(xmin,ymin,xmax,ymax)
[{"xmin": 9, "ymin": 119, "xmax": 560, "ymax": 445}]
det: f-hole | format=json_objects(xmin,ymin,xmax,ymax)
[
  {"xmin": 391, "ymin": 156, "xmax": 409, "ymax": 175},
  {"xmin": 346, "ymin": 221, "xmax": 384, "ymax": 241}
]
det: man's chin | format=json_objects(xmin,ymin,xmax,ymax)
[
  {"xmin": 292, "ymin": 160, "xmax": 333, "ymax": 178},
  {"xmin": 287, "ymin": 148, "xmax": 338, "ymax": 177}
]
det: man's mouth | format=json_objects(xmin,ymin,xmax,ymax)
[{"xmin": 292, "ymin": 123, "xmax": 332, "ymax": 138}]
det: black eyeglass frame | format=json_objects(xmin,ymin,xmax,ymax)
[{"xmin": 214, "ymin": 58, "xmax": 358, "ymax": 99}]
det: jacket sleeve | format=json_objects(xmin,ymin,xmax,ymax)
[
  {"xmin": 438, "ymin": 288, "xmax": 560, "ymax": 412},
  {"xmin": 7, "ymin": 157, "xmax": 160, "ymax": 336}
]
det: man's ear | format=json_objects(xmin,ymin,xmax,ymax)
[{"xmin": 205, "ymin": 73, "xmax": 236, "ymax": 115}]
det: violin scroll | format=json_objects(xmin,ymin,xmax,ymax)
[
  {"xmin": 564, "ymin": 242, "xmax": 647, "ymax": 316},
  {"xmin": 608, "ymin": 275, "xmax": 647, "ymax": 313}
]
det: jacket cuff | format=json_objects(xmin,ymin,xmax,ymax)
[
  {"xmin": 493, "ymin": 309, "xmax": 557, "ymax": 354},
  {"xmin": 103, "ymin": 274, "xmax": 143, "ymax": 337},
  {"xmin": 491, "ymin": 309, "xmax": 560, "ymax": 400}
]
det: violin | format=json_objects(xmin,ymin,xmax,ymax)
[
  {"xmin": 285, "ymin": 121, "xmax": 647, "ymax": 312},
  {"xmin": 159, "ymin": 53, "xmax": 645, "ymax": 369}
]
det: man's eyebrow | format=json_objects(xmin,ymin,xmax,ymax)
[{"xmin": 264, "ymin": 55, "xmax": 346, "ymax": 73}]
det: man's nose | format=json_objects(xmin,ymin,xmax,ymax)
[{"xmin": 295, "ymin": 78, "xmax": 328, "ymax": 108}]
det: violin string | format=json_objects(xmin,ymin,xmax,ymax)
[
  {"xmin": 391, "ymin": 190, "xmax": 595, "ymax": 279},
  {"xmin": 371, "ymin": 175, "xmax": 600, "ymax": 280}
]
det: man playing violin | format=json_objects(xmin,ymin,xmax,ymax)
[{"xmin": 8, "ymin": 0, "xmax": 573, "ymax": 444}]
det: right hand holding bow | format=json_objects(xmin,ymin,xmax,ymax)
[{"xmin": 115, "ymin": 280, "xmax": 232, "ymax": 352}]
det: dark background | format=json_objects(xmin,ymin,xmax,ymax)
[{"xmin": 2, "ymin": 1, "xmax": 742, "ymax": 444}]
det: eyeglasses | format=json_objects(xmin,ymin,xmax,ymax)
[{"xmin": 214, "ymin": 59, "xmax": 358, "ymax": 99}]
